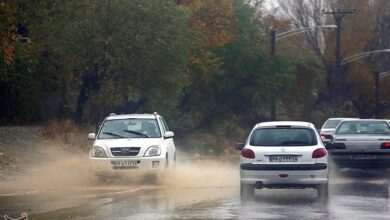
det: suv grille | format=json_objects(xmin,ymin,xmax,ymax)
[{"xmin": 111, "ymin": 147, "xmax": 140, "ymax": 156}]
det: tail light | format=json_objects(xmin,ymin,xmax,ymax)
[
  {"xmin": 381, "ymin": 143, "xmax": 390, "ymax": 149},
  {"xmin": 320, "ymin": 134, "xmax": 331, "ymax": 141},
  {"xmin": 333, "ymin": 143, "xmax": 346, "ymax": 149},
  {"xmin": 312, "ymin": 148, "xmax": 327, "ymax": 158},
  {"xmin": 241, "ymin": 148, "xmax": 255, "ymax": 159}
]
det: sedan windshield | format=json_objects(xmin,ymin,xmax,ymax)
[
  {"xmin": 250, "ymin": 128, "xmax": 317, "ymax": 146},
  {"xmin": 98, "ymin": 118, "xmax": 161, "ymax": 139},
  {"xmin": 336, "ymin": 121, "xmax": 390, "ymax": 135}
]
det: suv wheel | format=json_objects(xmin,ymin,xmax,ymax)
[
  {"xmin": 89, "ymin": 170, "xmax": 101, "ymax": 184},
  {"xmin": 163, "ymin": 154, "xmax": 169, "ymax": 170},
  {"xmin": 173, "ymin": 152, "xmax": 177, "ymax": 169}
]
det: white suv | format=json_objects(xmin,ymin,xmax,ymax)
[
  {"xmin": 236, "ymin": 121, "xmax": 329, "ymax": 199},
  {"xmin": 88, "ymin": 113, "xmax": 176, "ymax": 180}
]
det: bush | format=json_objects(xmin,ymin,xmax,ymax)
[{"xmin": 42, "ymin": 119, "xmax": 90, "ymax": 151}]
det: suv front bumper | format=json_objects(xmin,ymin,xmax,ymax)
[{"xmin": 89, "ymin": 155, "xmax": 167, "ymax": 176}]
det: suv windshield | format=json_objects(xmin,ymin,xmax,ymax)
[
  {"xmin": 250, "ymin": 128, "xmax": 317, "ymax": 146},
  {"xmin": 336, "ymin": 121, "xmax": 390, "ymax": 135},
  {"xmin": 322, "ymin": 119, "xmax": 342, "ymax": 129},
  {"xmin": 98, "ymin": 118, "xmax": 161, "ymax": 139}
]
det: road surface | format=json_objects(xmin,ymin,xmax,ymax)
[{"xmin": 0, "ymin": 162, "xmax": 389, "ymax": 220}]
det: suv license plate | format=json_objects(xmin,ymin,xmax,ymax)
[
  {"xmin": 269, "ymin": 156, "xmax": 298, "ymax": 162},
  {"xmin": 111, "ymin": 160, "xmax": 140, "ymax": 169}
]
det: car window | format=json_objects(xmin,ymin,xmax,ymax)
[
  {"xmin": 250, "ymin": 128, "xmax": 317, "ymax": 146},
  {"xmin": 161, "ymin": 117, "xmax": 170, "ymax": 131},
  {"xmin": 159, "ymin": 118, "xmax": 167, "ymax": 133},
  {"xmin": 336, "ymin": 121, "xmax": 390, "ymax": 135},
  {"xmin": 322, "ymin": 119, "xmax": 342, "ymax": 129},
  {"xmin": 98, "ymin": 118, "xmax": 161, "ymax": 139}
]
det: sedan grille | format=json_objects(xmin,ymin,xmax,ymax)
[{"xmin": 111, "ymin": 147, "xmax": 140, "ymax": 156}]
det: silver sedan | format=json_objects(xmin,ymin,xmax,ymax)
[{"xmin": 326, "ymin": 119, "xmax": 390, "ymax": 169}]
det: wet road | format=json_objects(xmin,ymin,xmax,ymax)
[{"xmin": 1, "ymin": 168, "xmax": 390, "ymax": 219}]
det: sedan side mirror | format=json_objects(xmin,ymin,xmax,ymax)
[
  {"xmin": 235, "ymin": 143, "xmax": 245, "ymax": 150},
  {"xmin": 325, "ymin": 142, "xmax": 334, "ymax": 150},
  {"xmin": 320, "ymin": 134, "xmax": 333, "ymax": 144},
  {"xmin": 324, "ymin": 135, "xmax": 335, "ymax": 149},
  {"xmin": 164, "ymin": 131, "xmax": 174, "ymax": 139},
  {"xmin": 88, "ymin": 133, "xmax": 96, "ymax": 140}
]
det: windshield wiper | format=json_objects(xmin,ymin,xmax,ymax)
[
  {"xmin": 102, "ymin": 132, "xmax": 124, "ymax": 138},
  {"xmin": 123, "ymin": 130, "xmax": 149, "ymax": 138}
]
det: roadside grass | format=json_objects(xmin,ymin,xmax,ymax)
[
  {"xmin": 42, "ymin": 119, "xmax": 92, "ymax": 152},
  {"xmin": 0, "ymin": 126, "xmax": 44, "ymax": 179},
  {"xmin": 0, "ymin": 148, "xmax": 17, "ymax": 180},
  {"xmin": 175, "ymin": 131, "xmax": 241, "ymax": 159}
]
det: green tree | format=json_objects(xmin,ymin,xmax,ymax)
[{"xmin": 59, "ymin": 0, "xmax": 192, "ymax": 123}]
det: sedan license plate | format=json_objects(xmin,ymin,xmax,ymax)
[
  {"xmin": 111, "ymin": 160, "xmax": 140, "ymax": 169},
  {"xmin": 351, "ymin": 155, "xmax": 376, "ymax": 160},
  {"xmin": 269, "ymin": 155, "xmax": 298, "ymax": 162}
]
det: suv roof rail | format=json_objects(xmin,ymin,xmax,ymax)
[
  {"xmin": 153, "ymin": 112, "xmax": 159, "ymax": 115},
  {"xmin": 108, "ymin": 113, "xmax": 116, "ymax": 116}
]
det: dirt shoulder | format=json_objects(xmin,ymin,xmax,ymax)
[
  {"xmin": 0, "ymin": 126, "xmax": 90, "ymax": 181},
  {"xmin": 0, "ymin": 126, "xmax": 45, "ymax": 179}
]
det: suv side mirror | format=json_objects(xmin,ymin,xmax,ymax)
[
  {"xmin": 164, "ymin": 131, "xmax": 174, "ymax": 139},
  {"xmin": 235, "ymin": 143, "xmax": 245, "ymax": 150},
  {"xmin": 88, "ymin": 133, "xmax": 96, "ymax": 140}
]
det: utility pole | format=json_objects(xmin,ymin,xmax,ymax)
[
  {"xmin": 268, "ymin": 26, "xmax": 336, "ymax": 120},
  {"xmin": 375, "ymin": 71, "xmax": 381, "ymax": 119},
  {"xmin": 270, "ymin": 29, "xmax": 276, "ymax": 120},
  {"xmin": 322, "ymin": 9, "xmax": 355, "ymax": 103}
]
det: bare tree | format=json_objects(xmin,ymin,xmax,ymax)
[
  {"xmin": 367, "ymin": 0, "xmax": 390, "ymax": 71},
  {"xmin": 365, "ymin": 0, "xmax": 390, "ymax": 114},
  {"xmin": 277, "ymin": 0, "xmax": 329, "ymax": 57}
]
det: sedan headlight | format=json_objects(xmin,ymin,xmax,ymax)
[
  {"xmin": 144, "ymin": 145, "xmax": 161, "ymax": 157},
  {"xmin": 92, "ymin": 146, "xmax": 107, "ymax": 158}
]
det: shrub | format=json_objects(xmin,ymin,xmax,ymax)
[{"xmin": 42, "ymin": 119, "xmax": 90, "ymax": 151}]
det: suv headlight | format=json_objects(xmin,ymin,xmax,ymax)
[
  {"xmin": 144, "ymin": 145, "xmax": 161, "ymax": 157},
  {"xmin": 92, "ymin": 146, "xmax": 107, "ymax": 158}
]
